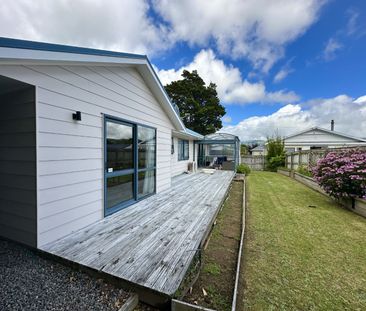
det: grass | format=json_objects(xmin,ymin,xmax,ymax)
[
  {"xmin": 203, "ymin": 262, "xmax": 221, "ymax": 276},
  {"xmin": 242, "ymin": 171, "xmax": 366, "ymax": 311}
]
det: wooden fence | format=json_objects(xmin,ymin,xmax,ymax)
[
  {"xmin": 286, "ymin": 146, "xmax": 366, "ymax": 170},
  {"xmin": 241, "ymin": 155, "xmax": 265, "ymax": 171}
]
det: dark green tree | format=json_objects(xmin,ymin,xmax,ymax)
[{"xmin": 165, "ymin": 70, "xmax": 226, "ymax": 135}]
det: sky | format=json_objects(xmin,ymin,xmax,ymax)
[{"xmin": 1, "ymin": 0, "xmax": 366, "ymax": 141}]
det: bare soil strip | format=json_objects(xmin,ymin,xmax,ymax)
[{"xmin": 182, "ymin": 180, "xmax": 243, "ymax": 311}]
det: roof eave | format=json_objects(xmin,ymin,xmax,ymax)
[{"xmin": 0, "ymin": 37, "xmax": 185, "ymax": 131}]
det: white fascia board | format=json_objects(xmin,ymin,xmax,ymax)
[
  {"xmin": 137, "ymin": 63, "xmax": 185, "ymax": 131},
  {"xmin": 0, "ymin": 46, "xmax": 145, "ymax": 66},
  {"xmin": 172, "ymin": 130, "xmax": 202, "ymax": 140},
  {"xmin": 0, "ymin": 46, "xmax": 185, "ymax": 131}
]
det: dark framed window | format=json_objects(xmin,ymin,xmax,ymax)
[
  {"xmin": 178, "ymin": 139, "xmax": 189, "ymax": 161},
  {"xmin": 105, "ymin": 116, "xmax": 156, "ymax": 216},
  {"xmin": 171, "ymin": 137, "xmax": 175, "ymax": 154}
]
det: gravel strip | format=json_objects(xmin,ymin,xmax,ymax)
[{"xmin": 0, "ymin": 239, "xmax": 131, "ymax": 311}]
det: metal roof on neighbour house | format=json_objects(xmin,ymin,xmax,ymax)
[
  {"xmin": 284, "ymin": 126, "xmax": 366, "ymax": 142},
  {"xmin": 0, "ymin": 37, "xmax": 187, "ymax": 131},
  {"xmin": 251, "ymin": 145, "xmax": 265, "ymax": 151}
]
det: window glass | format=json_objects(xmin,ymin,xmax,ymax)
[
  {"xmin": 178, "ymin": 139, "xmax": 189, "ymax": 161},
  {"xmin": 106, "ymin": 121, "xmax": 133, "ymax": 171},
  {"xmin": 106, "ymin": 174, "xmax": 134, "ymax": 209},
  {"xmin": 138, "ymin": 171, "xmax": 155, "ymax": 197},
  {"xmin": 138, "ymin": 126, "xmax": 156, "ymax": 169},
  {"xmin": 208, "ymin": 144, "xmax": 234, "ymax": 156}
]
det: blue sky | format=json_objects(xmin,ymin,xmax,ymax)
[
  {"xmin": 152, "ymin": 0, "xmax": 366, "ymax": 127},
  {"xmin": 1, "ymin": 0, "xmax": 365, "ymax": 140}
]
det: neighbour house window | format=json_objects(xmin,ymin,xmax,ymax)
[
  {"xmin": 285, "ymin": 148, "xmax": 295, "ymax": 153},
  {"xmin": 178, "ymin": 139, "xmax": 189, "ymax": 161},
  {"xmin": 171, "ymin": 137, "xmax": 175, "ymax": 154}
]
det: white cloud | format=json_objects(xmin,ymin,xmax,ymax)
[
  {"xmin": 154, "ymin": 0, "xmax": 325, "ymax": 72},
  {"xmin": 0, "ymin": 0, "xmax": 326, "ymax": 72},
  {"xmin": 0, "ymin": 0, "xmax": 171, "ymax": 55},
  {"xmin": 354, "ymin": 95, "xmax": 366, "ymax": 104},
  {"xmin": 222, "ymin": 95, "xmax": 366, "ymax": 141},
  {"xmin": 222, "ymin": 115, "xmax": 232, "ymax": 124},
  {"xmin": 273, "ymin": 58, "xmax": 295, "ymax": 83},
  {"xmin": 322, "ymin": 38, "xmax": 343, "ymax": 61},
  {"xmin": 346, "ymin": 8, "xmax": 359, "ymax": 36},
  {"xmin": 156, "ymin": 49, "xmax": 299, "ymax": 104}
]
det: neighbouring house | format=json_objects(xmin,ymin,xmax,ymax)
[
  {"xmin": 0, "ymin": 37, "xmax": 206, "ymax": 248},
  {"xmin": 258, "ymin": 121, "xmax": 366, "ymax": 155},
  {"xmin": 283, "ymin": 122, "xmax": 366, "ymax": 152},
  {"xmin": 251, "ymin": 145, "xmax": 266, "ymax": 156}
]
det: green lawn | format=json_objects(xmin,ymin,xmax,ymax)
[{"xmin": 242, "ymin": 171, "xmax": 366, "ymax": 311}]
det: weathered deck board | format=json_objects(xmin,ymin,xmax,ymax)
[{"xmin": 41, "ymin": 171, "xmax": 234, "ymax": 295}]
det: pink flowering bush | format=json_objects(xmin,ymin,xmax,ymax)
[{"xmin": 311, "ymin": 149, "xmax": 366, "ymax": 199}]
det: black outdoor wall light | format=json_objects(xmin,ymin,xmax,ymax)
[{"xmin": 72, "ymin": 111, "xmax": 82, "ymax": 121}]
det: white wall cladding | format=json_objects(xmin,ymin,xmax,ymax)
[
  {"xmin": 170, "ymin": 137, "xmax": 194, "ymax": 177},
  {"xmin": 0, "ymin": 64, "xmax": 175, "ymax": 247},
  {"xmin": 285, "ymin": 129, "xmax": 360, "ymax": 144}
]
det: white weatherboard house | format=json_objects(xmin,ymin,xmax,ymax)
[
  {"xmin": 0, "ymin": 38, "xmax": 203, "ymax": 248},
  {"xmin": 251, "ymin": 145, "xmax": 266, "ymax": 156},
  {"xmin": 284, "ymin": 125, "xmax": 366, "ymax": 152}
]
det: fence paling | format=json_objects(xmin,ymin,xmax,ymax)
[
  {"xmin": 286, "ymin": 146, "xmax": 366, "ymax": 170},
  {"xmin": 241, "ymin": 155, "xmax": 265, "ymax": 170}
]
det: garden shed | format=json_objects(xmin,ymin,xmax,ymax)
[{"xmin": 197, "ymin": 133, "xmax": 240, "ymax": 170}]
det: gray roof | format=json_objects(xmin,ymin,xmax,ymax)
[
  {"xmin": 284, "ymin": 126, "xmax": 366, "ymax": 142},
  {"xmin": 251, "ymin": 145, "xmax": 265, "ymax": 151}
]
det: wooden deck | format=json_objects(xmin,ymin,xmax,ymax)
[{"xmin": 41, "ymin": 171, "xmax": 234, "ymax": 296}]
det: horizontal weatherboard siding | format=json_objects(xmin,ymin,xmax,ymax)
[
  {"xmin": 171, "ymin": 137, "xmax": 194, "ymax": 177},
  {"xmin": 0, "ymin": 63, "xmax": 178, "ymax": 247},
  {"xmin": 2, "ymin": 64, "xmax": 174, "ymax": 247},
  {"xmin": 0, "ymin": 84, "xmax": 37, "ymax": 247}
]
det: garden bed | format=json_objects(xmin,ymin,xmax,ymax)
[
  {"xmin": 179, "ymin": 180, "xmax": 244, "ymax": 311},
  {"xmin": 281, "ymin": 171, "xmax": 366, "ymax": 218},
  {"xmin": 277, "ymin": 168, "xmax": 291, "ymax": 177}
]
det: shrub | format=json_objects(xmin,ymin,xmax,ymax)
[
  {"xmin": 267, "ymin": 155, "xmax": 285, "ymax": 172},
  {"xmin": 297, "ymin": 165, "xmax": 313, "ymax": 177},
  {"xmin": 236, "ymin": 163, "xmax": 251, "ymax": 175},
  {"xmin": 266, "ymin": 136, "xmax": 285, "ymax": 171},
  {"xmin": 312, "ymin": 149, "xmax": 366, "ymax": 199}
]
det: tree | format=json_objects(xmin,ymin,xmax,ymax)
[
  {"xmin": 266, "ymin": 135, "xmax": 285, "ymax": 171},
  {"xmin": 248, "ymin": 142, "xmax": 259, "ymax": 153},
  {"xmin": 165, "ymin": 70, "xmax": 226, "ymax": 135},
  {"xmin": 312, "ymin": 149, "xmax": 366, "ymax": 202},
  {"xmin": 240, "ymin": 144, "xmax": 249, "ymax": 156}
]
